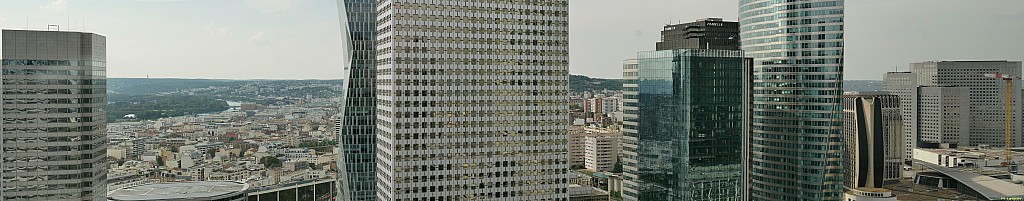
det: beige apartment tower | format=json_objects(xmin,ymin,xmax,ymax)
[
  {"xmin": 584, "ymin": 134, "xmax": 620, "ymax": 172},
  {"xmin": 841, "ymin": 92, "xmax": 902, "ymax": 190}
]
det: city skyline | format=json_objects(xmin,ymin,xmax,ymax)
[
  {"xmin": 5, "ymin": 1, "xmax": 1024, "ymax": 201},
  {"xmin": 0, "ymin": 0, "xmax": 1021, "ymax": 79}
]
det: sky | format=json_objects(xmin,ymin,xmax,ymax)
[{"xmin": 1, "ymin": 0, "xmax": 1023, "ymax": 80}]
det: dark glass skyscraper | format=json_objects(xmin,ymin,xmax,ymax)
[
  {"xmin": 622, "ymin": 19, "xmax": 746, "ymax": 201},
  {"xmin": 739, "ymin": 0, "xmax": 846, "ymax": 200},
  {"xmin": 655, "ymin": 18, "xmax": 739, "ymax": 51},
  {"xmin": 2, "ymin": 29, "xmax": 108, "ymax": 201},
  {"xmin": 335, "ymin": 0, "xmax": 377, "ymax": 200}
]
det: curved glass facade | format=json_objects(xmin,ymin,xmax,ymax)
[
  {"xmin": 738, "ymin": 0, "xmax": 845, "ymax": 200},
  {"xmin": 335, "ymin": 0, "xmax": 378, "ymax": 200},
  {"xmin": 2, "ymin": 30, "xmax": 108, "ymax": 201}
]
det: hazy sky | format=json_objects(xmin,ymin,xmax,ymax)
[{"xmin": 1, "ymin": 0, "xmax": 1023, "ymax": 80}]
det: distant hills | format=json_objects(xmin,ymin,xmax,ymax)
[
  {"xmin": 108, "ymin": 77, "xmax": 885, "ymax": 96},
  {"xmin": 569, "ymin": 75, "xmax": 624, "ymax": 92},
  {"xmin": 106, "ymin": 78, "xmax": 344, "ymax": 122},
  {"xmin": 567, "ymin": 74, "xmax": 884, "ymax": 92},
  {"xmin": 108, "ymin": 78, "xmax": 245, "ymax": 95},
  {"xmin": 843, "ymin": 80, "xmax": 885, "ymax": 92},
  {"xmin": 107, "ymin": 78, "xmax": 342, "ymax": 95}
]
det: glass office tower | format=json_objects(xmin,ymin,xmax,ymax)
[
  {"xmin": 622, "ymin": 49, "xmax": 746, "ymax": 201},
  {"xmin": 2, "ymin": 29, "xmax": 108, "ymax": 201},
  {"xmin": 739, "ymin": 0, "xmax": 846, "ymax": 200},
  {"xmin": 335, "ymin": 0, "xmax": 378, "ymax": 200},
  {"xmin": 373, "ymin": 0, "xmax": 571, "ymax": 200}
]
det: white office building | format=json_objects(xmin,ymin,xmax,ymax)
[
  {"xmin": 885, "ymin": 61, "xmax": 1023, "ymax": 160},
  {"xmin": 584, "ymin": 135, "xmax": 620, "ymax": 172},
  {"xmin": 373, "ymin": 0, "xmax": 571, "ymax": 200}
]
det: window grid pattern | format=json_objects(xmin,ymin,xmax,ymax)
[
  {"xmin": 1, "ymin": 30, "xmax": 108, "ymax": 201},
  {"xmin": 373, "ymin": 0, "xmax": 571, "ymax": 200},
  {"xmin": 337, "ymin": 0, "xmax": 381, "ymax": 200},
  {"xmin": 622, "ymin": 49, "xmax": 745, "ymax": 201},
  {"xmin": 739, "ymin": 0, "xmax": 846, "ymax": 200}
]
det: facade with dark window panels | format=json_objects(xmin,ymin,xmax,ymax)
[
  {"xmin": 1, "ymin": 29, "xmax": 108, "ymax": 201},
  {"xmin": 739, "ymin": 0, "xmax": 847, "ymax": 200},
  {"xmin": 656, "ymin": 18, "xmax": 739, "ymax": 51},
  {"xmin": 335, "ymin": 0, "xmax": 378, "ymax": 200},
  {"xmin": 622, "ymin": 49, "xmax": 747, "ymax": 201},
  {"xmin": 247, "ymin": 179, "xmax": 336, "ymax": 201},
  {"xmin": 372, "ymin": 0, "xmax": 571, "ymax": 200}
]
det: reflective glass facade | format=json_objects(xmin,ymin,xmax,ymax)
[
  {"xmin": 1, "ymin": 30, "xmax": 108, "ymax": 201},
  {"xmin": 335, "ymin": 0, "xmax": 378, "ymax": 200},
  {"xmin": 622, "ymin": 49, "xmax": 746, "ymax": 201},
  {"xmin": 739, "ymin": 0, "xmax": 846, "ymax": 200}
]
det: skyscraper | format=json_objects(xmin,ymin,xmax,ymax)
[
  {"xmin": 912, "ymin": 86, "xmax": 970, "ymax": 147},
  {"xmin": 622, "ymin": 19, "xmax": 746, "ymax": 201},
  {"xmin": 841, "ymin": 92, "xmax": 901, "ymax": 190},
  {"xmin": 372, "ymin": 0, "xmax": 571, "ymax": 200},
  {"xmin": 1, "ymin": 29, "xmax": 108, "ymax": 201},
  {"xmin": 888, "ymin": 61, "xmax": 1015, "ymax": 148},
  {"xmin": 739, "ymin": 0, "xmax": 846, "ymax": 200},
  {"xmin": 335, "ymin": 0, "xmax": 378, "ymax": 200},
  {"xmin": 884, "ymin": 61, "xmax": 1023, "ymax": 160}
]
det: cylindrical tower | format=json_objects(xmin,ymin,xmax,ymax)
[{"xmin": 739, "ymin": 0, "xmax": 846, "ymax": 200}]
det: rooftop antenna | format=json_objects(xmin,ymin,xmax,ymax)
[{"xmin": 67, "ymin": 3, "xmax": 71, "ymax": 31}]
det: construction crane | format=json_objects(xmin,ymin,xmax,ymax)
[{"xmin": 983, "ymin": 73, "xmax": 1015, "ymax": 167}]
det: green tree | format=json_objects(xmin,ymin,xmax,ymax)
[
  {"xmin": 613, "ymin": 159, "xmax": 623, "ymax": 173},
  {"xmin": 262, "ymin": 156, "xmax": 282, "ymax": 168},
  {"xmin": 610, "ymin": 191, "xmax": 623, "ymax": 201},
  {"xmin": 206, "ymin": 148, "xmax": 219, "ymax": 159}
]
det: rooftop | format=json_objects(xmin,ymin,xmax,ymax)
[
  {"xmin": 568, "ymin": 184, "xmax": 609, "ymax": 197},
  {"xmin": 854, "ymin": 187, "xmax": 890, "ymax": 193},
  {"xmin": 108, "ymin": 181, "xmax": 249, "ymax": 201},
  {"xmin": 921, "ymin": 60, "xmax": 1017, "ymax": 63},
  {"xmin": 843, "ymin": 91, "xmax": 891, "ymax": 96},
  {"xmin": 917, "ymin": 147, "xmax": 1024, "ymax": 163},
  {"xmin": 914, "ymin": 160, "xmax": 1024, "ymax": 199},
  {"xmin": 884, "ymin": 179, "xmax": 977, "ymax": 200}
]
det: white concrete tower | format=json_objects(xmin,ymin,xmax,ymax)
[{"xmin": 373, "ymin": 0, "xmax": 571, "ymax": 200}]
